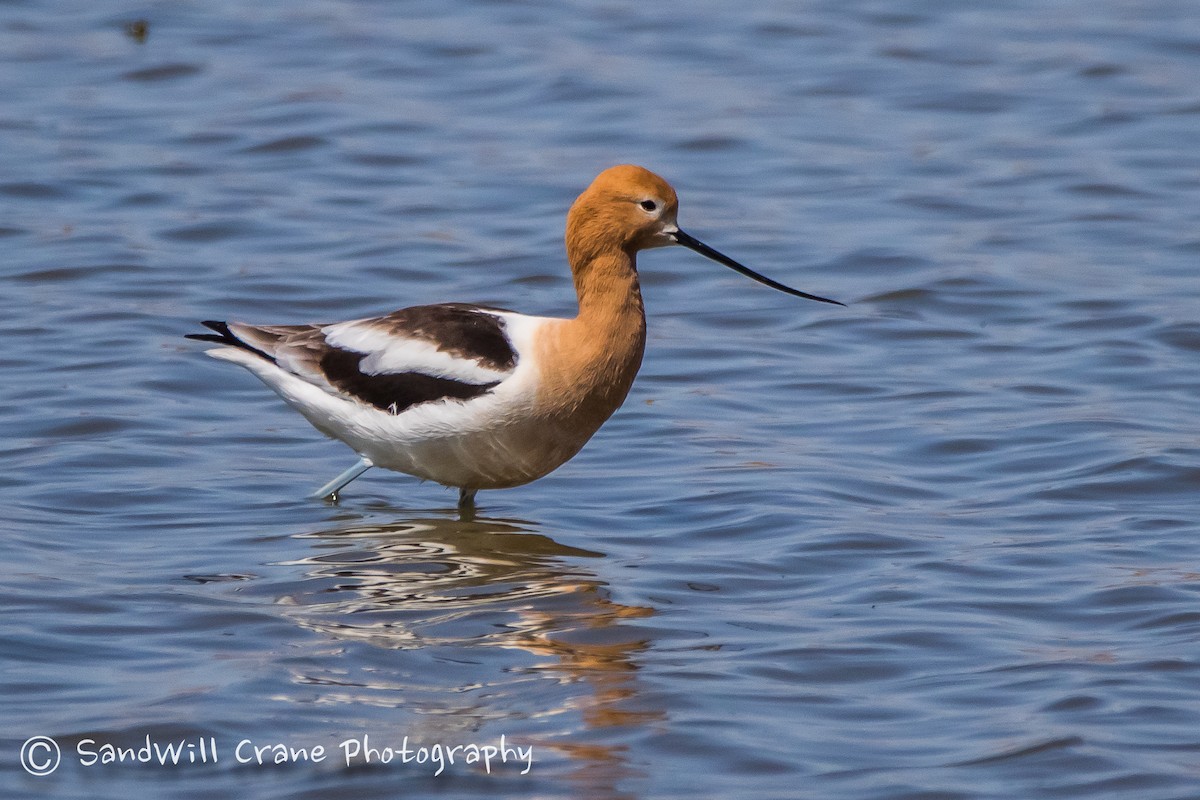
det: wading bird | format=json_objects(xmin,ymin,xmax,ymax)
[{"xmin": 188, "ymin": 165, "xmax": 842, "ymax": 507}]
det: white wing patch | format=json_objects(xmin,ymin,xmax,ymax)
[{"xmin": 321, "ymin": 320, "xmax": 513, "ymax": 384}]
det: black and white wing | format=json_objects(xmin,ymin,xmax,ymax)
[{"xmin": 187, "ymin": 303, "xmax": 519, "ymax": 415}]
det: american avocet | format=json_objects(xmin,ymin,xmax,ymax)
[{"xmin": 187, "ymin": 165, "xmax": 842, "ymax": 507}]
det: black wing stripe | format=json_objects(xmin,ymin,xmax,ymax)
[
  {"xmin": 374, "ymin": 304, "xmax": 517, "ymax": 371},
  {"xmin": 319, "ymin": 347, "xmax": 499, "ymax": 414}
]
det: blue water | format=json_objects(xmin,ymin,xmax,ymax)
[{"xmin": 3, "ymin": 1, "xmax": 1200, "ymax": 798}]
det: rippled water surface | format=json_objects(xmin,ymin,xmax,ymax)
[{"xmin": 4, "ymin": 1, "xmax": 1200, "ymax": 798}]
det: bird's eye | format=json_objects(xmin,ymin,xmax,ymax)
[{"xmin": 640, "ymin": 199, "xmax": 658, "ymax": 212}]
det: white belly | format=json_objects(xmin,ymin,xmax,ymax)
[{"xmin": 223, "ymin": 345, "xmax": 597, "ymax": 490}]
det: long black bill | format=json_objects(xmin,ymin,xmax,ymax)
[{"xmin": 672, "ymin": 228, "xmax": 844, "ymax": 306}]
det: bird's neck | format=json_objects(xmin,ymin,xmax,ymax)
[
  {"xmin": 572, "ymin": 248, "xmax": 644, "ymax": 324},
  {"xmin": 534, "ymin": 248, "xmax": 647, "ymax": 428},
  {"xmin": 572, "ymin": 247, "xmax": 647, "ymax": 365},
  {"xmin": 563, "ymin": 203, "xmax": 644, "ymax": 325}
]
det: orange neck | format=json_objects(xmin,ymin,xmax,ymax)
[{"xmin": 534, "ymin": 246, "xmax": 647, "ymax": 431}]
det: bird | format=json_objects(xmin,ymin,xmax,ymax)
[{"xmin": 187, "ymin": 165, "xmax": 843, "ymax": 508}]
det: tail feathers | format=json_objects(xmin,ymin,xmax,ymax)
[
  {"xmin": 185, "ymin": 320, "xmax": 276, "ymax": 363},
  {"xmin": 184, "ymin": 320, "xmax": 235, "ymax": 344}
]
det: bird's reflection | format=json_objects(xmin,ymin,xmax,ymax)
[{"xmin": 273, "ymin": 510, "xmax": 660, "ymax": 794}]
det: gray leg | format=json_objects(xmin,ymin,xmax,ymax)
[
  {"xmin": 310, "ymin": 457, "xmax": 373, "ymax": 501},
  {"xmin": 457, "ymin": 487, "xmax": 477, "ymax": 510}
]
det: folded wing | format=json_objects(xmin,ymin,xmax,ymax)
[{"xmin": 187, "ymin": 303, "xmax": 519, "ymax": 415}]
